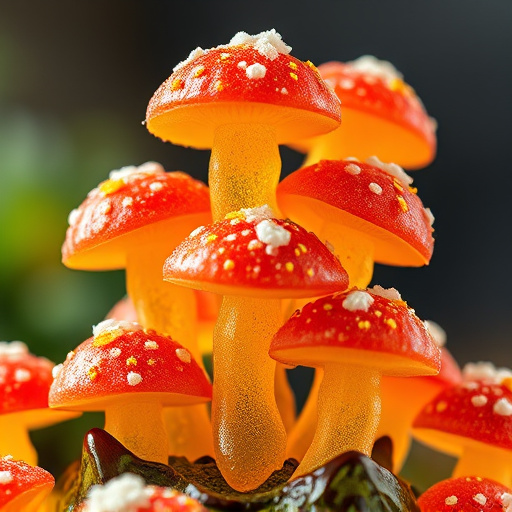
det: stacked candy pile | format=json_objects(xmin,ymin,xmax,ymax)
[{"xmin": 1, "ymin": 29, "xmax": 512, "ymax": 512}]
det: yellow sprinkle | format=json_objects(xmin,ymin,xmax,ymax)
[
  {"xmin": 171, "ymin": 79, "xmax": 183, "ymax": 91},
  {"xmin": 225, "ymin": 210, "xmax": 246, "ymax": 220},
  {"xmin": 306, "ymin": 268, "xmax": 314, "ymax": 277},
  {"xmin": 374, "ymin": 310, "xmax": 382, "ymax": 318},
  {"xmin": 409, "ymin": 186, "xmax": 418, "ymax": 194},
  {"xmin": 389, "ymin": 77, "xmax": 406, "ymax": 93},
  {"xmin": 220, "ymin": 53, "xmax": 230, "ymax": 61},
  {"xmin": 99, "ymin": 179, "xmax": 125, "ymax": 196},
  {"xmin": 358, "ymin": 320, "xmax": 371, "ymax": 331},
  {"xmin": 397, "ymin": 195, "xmax": 409, "ymax": 212},
  {"xmin": 215, "ymin": 80, "xmax": 224, "ymax": 91},
  {"xmin": 93, "ymin": 332, "xmax": 118, "ymax": 347},
  {"xmin": 224, "ymin": 259, "xmax": 235, "ymax": 270},
  {"xmin": 148, "ymin": 359, "xmax": 156, "ymax": 366},
  {"xmin": 294, "ymin": 248, "xmax": 301, "ymax": 257},
  {"xmin": 289, "ymin": 61, "xmax": 298, "ymax": 70},
  {"xmin": 290, "ymin": 72, "xmax": 298, "ymax": 81},
  {"xmin": 393, "ymin": 179, "xmax": 404, "ymax": 192},
  {"xmin": 384, "ymin": 318, "xmax": 397, "ymax": 329},
  {"xmin": 323, "ymin": 303, "xmax": 333, "ymax": 311},
  {"xmin": 298, "ymin": 243, "xmax": 308, "ymax": 254},
  {"xmin": 436, "ymin": 401, "xmax": 448, "ymax": 412},
  {"xmin": 193, "ymin": 66, "xmax": 205, "ymax": 77},
  {"xmin": 88, "ymin": 367, "xmax": 99, "ymax": 381},
  {"xmin": 285, "ymin": 262, "xmax": 294, "ymax": 272},
  {"xmin": 206, "ymin": 234, "xmax": 218, "ymax": 243},
  {"xmin": 126, "ymin": 356, "xmax": 137, "ymax": 366}
]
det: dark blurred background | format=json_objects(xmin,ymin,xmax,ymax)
[{"xmin": 1, "ymin": 0, "xmax": 511, "ymax": 491}]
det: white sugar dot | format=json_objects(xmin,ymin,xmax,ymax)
[
  {"xmin": 246, "ymin": 63, "xmax": 266, "ymax": 79},
  {"xmin": 342, "ymin": 291, "xmax": 374, "ymax": 312},
  {"xmin": 369, "ymin": 182, "xmax": 383, "ymax": 195},
  {"xmin": 345, "ymin": 163, "xmax": 361, "ymax": 175},
  {"xmin": 445, "ymin": 495, "xmax": 458, "ymax": 505},
  {"xmin": 471, "ymin": 395, "xmax": 488, "ymax": 407},
  {"xmin": 473, "ymin": 493, "xmax": 487, "ymax": 506},
  {"xmin": 52, "ymin": 364, "xmax": 63, "ymax": 379},
  {"xmin": 109, "ymin": 348, "xmax": 122, "ymax": 358},
  {"xmin": 144, "ymin": 341, "xmax": 159, "ymax": 350},
  {"xmin": 0, "ymin": 471, "xmax": 13, "ymax": 484},
  {"xmin": 149, "ymin": 182, "xmax": 164, "ymax": 192},
  {"xmin": 494, "ymin": 398, "xmax": 512, "ymax": 416},
  {"xmin": 127, "ymin": 372, "xmax": 143, "ymax": 386},
  {"xmin": 176, "ymin": 348, "xmax": 191, "ymax": 364},
  {"xmin": 14, "ymin": 368, "xmax": 31, "ymax": 382}
]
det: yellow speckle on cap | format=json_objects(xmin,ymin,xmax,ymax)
[
  {"xmin": 409, "ymin": 186, "xmax": 418, "ymax": 194},
  {"xmin": 206, "ymin": 234, "xmax": 218, "ymax": 243},
  {"xmin": 397, "ymin": 195, "xmax": 409, "ymax": 212},
  {"xmin": 220, "ymin": 53, "xmax": 230, "ymax": 61},
  {"xmin": 436, "ymin": 401, "xmax": 448, "ymax": 412},
  {"xmin": 389, "ymin": 78, "xmax": 407, "ymax": 93},
  {"xmin": 374, "ymin": 310, "xmax": 382, "ymax": 318},
  {"xmin": 358, "ymin": 320, "xmax": 371, "ymax": 331},
  {"xmin": 88, "ymin": 367, "xmax": 99, "ymax": 381},
  {"xmin": 215, "ymin": 80, "xmax": 224, "ymax": 91},
  {"xmin": 193, "ymin": 66, "xmax": 205, "ymax": 77},
  {"xmin": 171, "ymin": 79, "xmax": 183, "ymax": 91},
  {"xmin": 323, "ymin": 303, "xmax": 333, "ymax": 311},
  {"xmin": 294, "ymin": 248, "xmax": 301, "ymax": 257},
  {"xmin": 306, "ymin": 268, "xmax": 314, "ymax": 277},
  {"xmin": 93, "ymin": 332, "xmax": 117, "ymax": 347},
  {"xmin": 99, "ymin": 179, "xmax": 125, "ymax": 196},
  {"xmin": 289, "ymin": 62, "xmax": 298, "ymax": 70},
  {"xmin": 298, "ymin": 243, "xmax": 308, "ymax": 254},
  {"xmin": 285, "ymin": 262, "xmax": 294, "ymax": 272},
  {"xmin": 126, "ymin": 356, "xmax": 137, "ymax": 366},
  {"xmin": 384, "ymin": 318, "xmax": 397, "ymax": 329},
  {"xmin": 290, "ymin": 72, "xmax": 298, "ymax": 81},
  {"xmin": 224, "ymin": 259, "xmax": 235, "ymax": 270},
  {"xmin": 148, "ymin": 359, "xmax": 156, "ymax": 366},
  {"xmin": 225, "ymin": 210, "xmax": 245, "ymax": 220},
  {"xmin": 393, "ymin": 180, "xmax": 404, "ymax": 192}
]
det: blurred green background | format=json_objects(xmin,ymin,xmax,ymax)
[{"xmin": 1, "ymin": 0, "xmax": 511, "ymax": 492}]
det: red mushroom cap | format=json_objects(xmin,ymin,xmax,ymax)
[
  {"xmin": 277, "ymin": 159, "xmax": 434, "ymax": 266},
  {"xmin": 417, "ymin": 476, "xmax": 512, "ymax": 512},
  {"xmin": 62, "ymin": 163, "xmax": 211, "ymax": 270},
  {"xmin": 0, "ymin": 456, "xmax": 54, "ymax": 509},
  {"xmin": 269, "ymin": 287, "xmax": 440, "ymax": 377},
  {"xmin": 163, "ymin": 206, "xmax": 349, "ymax": 299},
  {"xmin": 413, "ymin": 380, "xmax": 512, "ymax": 454},
  {"xmin": 146, "ymin": 30, "xmax": 340, "ymax": 148},
  {"xmin": 49, "ymin": 322, "xmax": 212, "ymax": 411}
]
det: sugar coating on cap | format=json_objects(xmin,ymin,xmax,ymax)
[
  {"xmin": 462, "ymin": 361, "xmax": 512, "ymax": 384},
  {"xmin": 85, "ymin": 473, "xmax": 150, "ymax": 512},
  {"xmin": 255, "ymin": 220, "xmax": 291, "ymax": 249},
  {"xmin": 92, "ymin": 320, "xmax": 143, "ymax": 339},
  {"xmin": 0, "ymin": 341, "xmax": 29, "ymax": 360},
  {"xmin": 347, "ymin": 55, "xmax": 403, "ymax": 84},
  {"xmin": 366, "ymin": 156, "xmax": 413, "ymax": 186},
  {"xmin": 341, "ymin": 290, "xmax": 374, "ymax": 312},
  {"xmin": 246, "ymin": 63, "xmax": 266, "ymax": 79},
  {"xmin": 502, "ymin": 493, "xmax": 512, "ymax": 511},
  {"xmin": 473, "ymin": 493, "xmax": 487, "ymax": 505},
  {"xmin": 444, "ymin": 495, "xmax": 458, "ymax": 505},
  {"xmin": 494, "ymin": 398, "xmax": 512, "ymax": 416},
  {"xmin": 108, "ymin": 162, "xmax": 164, "ymax": 183},
  {"xmin": 0, "ymin": 471, "xmax": 13, "ymax": 484},
  {"xmin": 240, "ymin": 204, "xmax": 274, "ymax": 223},
  {"xmin": 367, "ymin": 285, "xmax": 402, "ymax": 301},
  {"xmin": 424, "ymin": 320, "xmax": 446, "ymax": 348}
]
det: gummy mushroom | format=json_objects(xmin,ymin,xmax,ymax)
[
  {"xmin": 0, "ymin": 456, "xmax": 54, "ymax": 512},
  {"xmin": 0, "ymin": 341, "xmax": 78, "ymax": 465},
  {"xmin": 292, "ymin": 56, "xmax": 436, "ymax": 169},
  {"xmin": 269, "ymin": 287, "xmax": 440, "ymax": 477},
  {"xmin": 81, "ymin": 473, "xmax": 207, "ymax": 512},
  {"xmin": 417, "ymin": 476, "xmax": 512, "ymax": 512},
  {"xmin": 49, "ymin": 322, "xmax": 212, "ymax": 464},
  {"xmin": 277, "ymin": 158, "xmax": 435, "ymax": 288},
  {"xmin": 164, "ymin": 205, "xmax": 348, "ymax": 490},
  {"xmin": 376, "ymin": 321, "xmax": 462, "ymax": 471},
  {"xmin": 413, "ymin": 378, "xmax": 512, "ymax": 486}
]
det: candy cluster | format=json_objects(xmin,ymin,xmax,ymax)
[{"xmin": 2, "ymin": 29, "xmax": 512, "ymax": 512}]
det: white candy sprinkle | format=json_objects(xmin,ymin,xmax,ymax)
[
  {"xmin": 92, "ymin": 320, "xmax": 143, "ymax": 338},
  {"xmin": 14, "ymin": 368, "xmax": 31, "ymax": 383},
  {"xmin": 345, "ymin": 156, "xmax": 360, "ymax": 162},
  {"xmin": 246, "ymin": 63, "xmax": 266, "ymax": 79},
  {"xmin": 473, "ymin": 493, "xmax": 487, "ymax": 506},
  {"xmin": 0, "ymin": 471, "xmax": 13, "ymax": 484},
  {"xmin": 347, "ymin": 55, "xmax": 403, "ymax": 84},
  {"xmin": 462, "ymin": 362, "xmax": 512, "ymax": 384},
  {"xmin": 339, "ymin": 78, "xmax": 355, "ymax": 90},
  {"xmin": 237, "ymin": 61, "xmax": 247, "ymax": 69},
  {"xmin": 241, "ymin": 229, "xmax": 251, "ymax": 236},
  {"xmin": 229, "ymin": 29, "xmax": 291, "ymax": 61},
  {"xmin": 368, "ymin": 285, "xmax": 402, "ymax": 302},
  {"xmin": 444, "ymin": 495, "xmax": 458, "ymax": 505},
  {"xmin": 149, "ymin": 182, "xmax": 163, "ymax": 192},
  {"xmin": 0, "ymin": 341, "xmax": 29, "ymax": 359},
  {"xmin": 424, "ymin": 207, "xmax": 435, "ymax": 227},
  {"xmin": 255, "ymin": 220, "xmax": 291, "ymax": 249},
  {"xmin": 366, "ymin": 156, "xmax": 413, "ymax": 186},
  {"xmin": 122, "ymin": 197, "xmax": 133, "ymax": 208},
  {"xmin": 493, "ymin": 398, "xmax": 512, "ymax": 416},
  {"xmin": 345, "ymin": 163, "xmax": 361, "ymax": 175},
  {"xmin": 342, "ymin": 291, "xmax": 374, "ymax": 312},
  {"xmin": 241, "ymin": 204, "xmax": 274, "ymax": 223},
  {"xmin": 471, "ymin": 395, "xmax": 488, "ymax": 407},
  {"xmin": 52, "ymin": 364, "xmax": 63, "ymax": 379},
  {"xmin": 144, "ymin": 341, "xmax": 159, "ymax": 350},
  {"xmin": 424, "ymin": 320, "xmax": 447, "ymax": 347},
  {"xmin": 281, "ymin": 87, "xmax": 288, "ymax": 95},
  {"xmin": 176, "ymin": 348, "xmax": 191, "ymax": 364},
  {"xmin": 189, "ymin": 226, "xmax": 205, "ymax": 237},
  {"xmin": 68, "ymin": 208, "xmax": 80, "ymax": 226},
  {"xmin": 225, "ymin": 234, "xmax": 237, "ymax": 242},
  {"xmin": 109, "ymin": 348, "xmax": 122, "ymax": 358},
  {"xmin": 369, "ymin": 182, "xmax": 382, "ymax": 195},
  {"xmin": 173, "ymin": 47, "xmax": 206, "ymax": 72},
  {"xmin": 109, "ymin": 162, "xmax": 164, "ymax": 182},
  {"xmin": 127, "ymin": 372, "xmax": 143, "ymax": 386},
  {"xmin": 501, "ymin": 493, "xmax": 512, "ymax": 511},
  {"xmin": 85, "ymin": 473, "xmax": 150, "ymax": 512}
]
